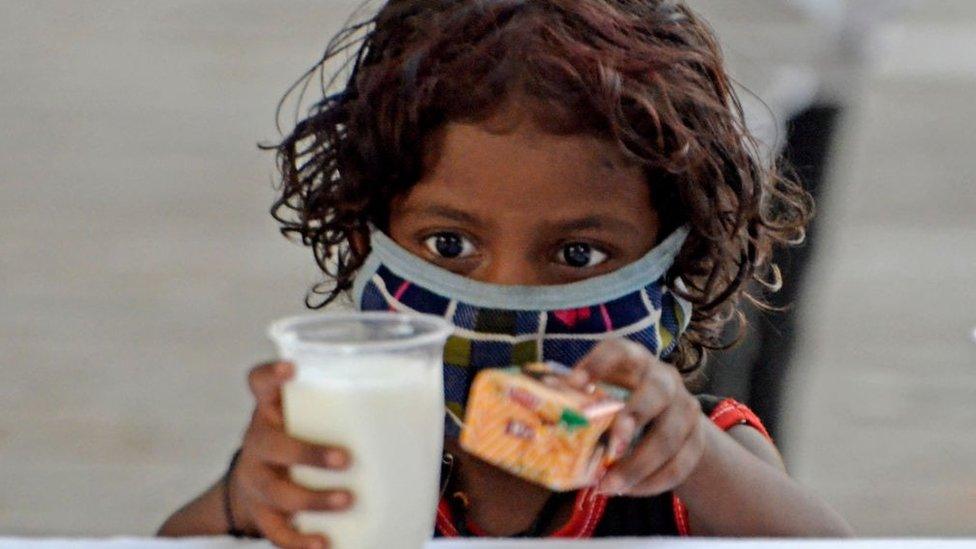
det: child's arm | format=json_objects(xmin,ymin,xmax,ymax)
[
  {"xmin": 158, "ymin": 362, "xmax": 352, "ymax": 548},
  {"xmin": 675, "ymin": 420, "xmax": 852, "ymax": 536},
  {"xmin": 570, "ymin": 340, "xmax": 853, "ymax": 537}
]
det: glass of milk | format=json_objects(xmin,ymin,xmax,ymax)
[{"xmin": 268, "ymin": 312, "xmax": 453, "ymax": 549}]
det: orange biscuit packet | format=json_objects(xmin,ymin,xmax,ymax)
[{"xmin": 459, "ymin": 362, "xmax": 627, "ymax": 491}]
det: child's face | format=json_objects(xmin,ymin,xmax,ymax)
[{"xmin": 388, "ymin": 112, "xmax": 661, "ymax": 286}]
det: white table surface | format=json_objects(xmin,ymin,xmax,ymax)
[{"xmin": 1, "ymin": 538, "xmax": 975, "ymax": 548}]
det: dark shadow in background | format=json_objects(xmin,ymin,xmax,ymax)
[{"xmin": 705, "ymin": 102, "xmax": 843, "ymax": 449}]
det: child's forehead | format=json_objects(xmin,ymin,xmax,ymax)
[
  {"xmin": 426, "ymin": 97, "xmax": 639, "ymax": 174},
  {"xmin": 428, "ymin": 120, "xmax": 641, "ymax": 190},
  {"xmin": 398, "ymin": 118, "xmax": 655, "ymax": 231}
]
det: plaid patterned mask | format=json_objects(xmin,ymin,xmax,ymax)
[{"xmin": 353, "ymin": 227, "xmax": 692, "ymax": 436}]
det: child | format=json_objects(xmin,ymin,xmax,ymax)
[{"xmin": 160, "ymin": 0, "xmax": 852, "ymax": 546}]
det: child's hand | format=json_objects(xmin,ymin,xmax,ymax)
[
  {"xmin": 568, "ymin": 340, "xmax": 706, "ymax": 497},
  {"xmin": 232, "ymin": 361, "xmax": 353, "ymax": 549}
]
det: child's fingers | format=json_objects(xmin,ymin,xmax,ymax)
[
  {"xmin": 628, "ymin": 415, "xmax": 706, "ymax": 496},
  {"xmin": 606, "ymin": 413, "xmax": 636, "ymax": 461},
  {"xmin": 251, "ymin": 503, "xmax": 329, "ymax": 549},
  {"xmin": 596, "ymin": 346, "xmax": 680, "ymax": 456},
  {"xmin": 572, "ymin": 339, "xmax": 651, "ymax": 389},
  {"xmin": 246, "ymin": 421, "xmax": 350, "ymax": 470},
  {"xmin": 601, "ymin": 394, "xmax": 701, "ymax": 494},
  {"xmin": 248, "ymin": 361, "xmax": 294, "ymax": 426},
  {"xmin": 616, "ymin": 365, "xmax": 679, "ymax": 430},
  {"xmin": 245, "ymin": 464, "xmax": 353, "ymax": 514}
]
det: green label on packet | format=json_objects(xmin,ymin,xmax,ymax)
[{"xmin": 559, "ymin": 408, "xmax": 590, "ymax": 431}]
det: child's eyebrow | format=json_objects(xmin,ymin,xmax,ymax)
[
  {"xmin": 549, "ymin": 215, "xmax": 639, "ymax": 234},
  {"xmin": 402, "ymin": 204, "xmax": 484, "ymax": 227}
]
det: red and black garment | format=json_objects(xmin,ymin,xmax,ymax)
[{"xmin": 435, "ymin": 395, "xmax": 771, "ymax": 538}]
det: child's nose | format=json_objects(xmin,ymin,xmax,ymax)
[{"xmin": 477, "ymin": 253, "xmax": 547, "ymax": 286}]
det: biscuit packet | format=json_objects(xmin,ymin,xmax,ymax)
[{"xmin": 458, "ymin": 361, "xmax": 628, "ymax": 491}]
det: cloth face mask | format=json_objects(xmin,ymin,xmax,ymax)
[{"xmin": 353, "ymin": 227, "xmax": 693, "ymax": 436}]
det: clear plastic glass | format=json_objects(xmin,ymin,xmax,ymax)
[{"xmin": 268, "ymin": 312, "xmax": 453, "ymax": 549}]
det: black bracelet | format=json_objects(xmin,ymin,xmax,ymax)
[{"xmin": 223, "ymin": 449, "xmax": 248, "ymax": 538}]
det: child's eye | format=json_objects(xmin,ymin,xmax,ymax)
[
  {"xmin": 557, "ymin": 243, "xmax": 608, "ymax": 268},
  {"xmin": 424, "ymin": 232, "xmax": 475, "ymax": 259}
]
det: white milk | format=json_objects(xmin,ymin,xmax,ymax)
[{"xmin": 282, "ymin": 354, "xmax": 444, "ymax": 549}]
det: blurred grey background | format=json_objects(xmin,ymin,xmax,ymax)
[{"xmin": 2, "ymin": 0, "xmax": 975, "ymax": 538}]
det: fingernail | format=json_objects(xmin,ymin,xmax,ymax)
[
  {"xmin": 612, "ymin": 415, "xmax": 635, "ymax": 446},
  {"xmin": 327, "ymin": 491, "xmax": 351, "ymax": 508},
  {"xmin": 608, "ymin": 438, "xmax": 628, "ymax": 461},
  {"xmin": 325, "ymin": 450, "xmax": 347, "ymax": 468},
  {"xmin": 274, "ymin": 362, "xmax": 293, "ymax": 377},
  {"xmin": 614, "ymin": 438, "xmax": 629, "ymax": 457},
  {"xmin": 308, "ymin": 538, "xmax": 326, "ymax": 549}
]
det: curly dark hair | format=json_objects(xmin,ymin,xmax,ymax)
[{"xmin": 265, "ymin": 0, "xmax": 812, "ymax": 376}]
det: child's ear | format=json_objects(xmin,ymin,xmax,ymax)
[{"xmin": 349, "ymin": 226, "xmax": 371, "ymax": 258}]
